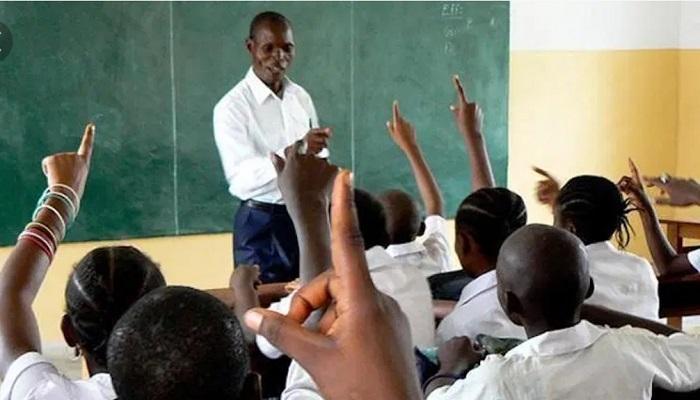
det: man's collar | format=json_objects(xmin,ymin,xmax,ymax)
[
  {"xmin": 385, "ymin": 240, "xmax": 427, "ymax": 258},
  {"xmin": 365, "ymin": 246, "xmax": 399, "ymax": 271},
  {"xmin": 245, "ymin": 67, "xmax": 291, "ymax": 104},
  {"xmin": 506, "ymin": 320, "xmax": 607, "ymax": 358},
  {"xmin": 457, "ymin": 269, "xmax": 497, "ymax": 306}
]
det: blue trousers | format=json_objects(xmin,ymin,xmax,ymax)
[{"xmin": 233, "ymin": 201, "xmax": 299, "ymax": 283}]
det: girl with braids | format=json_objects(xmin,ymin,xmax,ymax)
[
  {"xmin": 0, "ymin": 125, "xmax": 165, "ymax": 400},
  {"xmin": 535, "ymin": 169, "xmax": 659, "ymax": 320}
]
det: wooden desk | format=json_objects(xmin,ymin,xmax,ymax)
[{"xmin": 658, "ymin": 219, "xmax": 700, "ymax": 328}]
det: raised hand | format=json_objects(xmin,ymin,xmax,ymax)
[
  {"xmin": 386, "ymin": 100, "xmax": 418, "ymax": 153},
  {"xmin": 243, "ymin": 171, "xmax": 422, "ymax": 400},
  {"xmin": 302, "ymin": 128, "xmax": 332, "ymax": 155},
  {"xmin": 273, "ymin": 141, "xmax": 339, "ymax": 208},
  {"xmin": 230, "ymin": 264, "xmax": 262, "ymax": 291},
  {"xmin": 643, "ymin": 174, "xmax": 700, "ymax": 207},
  {"xmin": 450, "ymin": 74, "xmax": 483, "ymax": 137},
  {"xmin": 618, "ymin": 159, "xmax": 652, "ymax": 211},
  {"xmin": 533, "ymin": 166, "xmax": 560, "ymax": 207},
  {"xmin": 42, "ymin": 123, "xmax": 95, "ymax": 200}
]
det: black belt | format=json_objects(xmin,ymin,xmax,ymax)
[{"xmin": 241, "ymin": 199, "xmax": 287, "ymax": 213}]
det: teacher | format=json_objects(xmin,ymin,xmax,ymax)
[{"xmin": 214, "ymin": 11, "xmax": 331, "ymax": 283}]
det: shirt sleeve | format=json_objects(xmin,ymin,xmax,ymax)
[
  {"xmin": 687, "ymin": 249, "xmax": 700, "ymax": 272},
  {"xmin": 426, "ymin": 357, "xmax": 506, "ymax": 400},
  {"xmin": 0, "ymin": 352, "xmax": 60, "ymax": 400},
  {"xmin": 420, "ymin": 216, "xmax": 454, "ymax": 272},
  {"xmin": 213, "ymin": 97, "xmax": 279, "ymax": 200},
  {"xmin": 255, "ymin": 294, "xmax": 293, "ymax": 359},
  {"xmin": 634, "ymin": 331, "xmax": 700, "ymax": 392},
  {"xmin": 281, "ymin": 361, "xmax": 324, "ymax": 400}
]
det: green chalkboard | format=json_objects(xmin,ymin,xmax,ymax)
[{"xmin": 0, "ymin": 2, "xmax": 509, "ymax": 245}]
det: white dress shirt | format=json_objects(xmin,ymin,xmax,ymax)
[
  {"xmin": 0, "ymin": 352, "xmax": 115, "ymax": 400},
  {"xmin": 256, "ymin": 245, "xmax": 435, "ymax": 359},
  {"xmin": 436, "ymin": 270, "xmax": 525, "ymax": 344},
  {"xmin": 436, "ymin": 241, "xmax": 660, "ymax": 344},
  {"xmin": 385, "ymin": 215, "xmax": 458, "ymax": 277},
  {"xmin": 213, "ymin": 67, "xmax": 321, "ymax": 203},
  {"xmin": 585, "ymin": 241, "xmax": 659, "ymax": 320},
  {"xmin": 688, "ymin": 249, "xmax": 700, "ymax": 272},
  {"xmin": 427, "ymin": 321, "xmax": 700, "ymax": 400}
]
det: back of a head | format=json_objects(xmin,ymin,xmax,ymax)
[
  {"xmin": 108, "ymin": 286, "xmax": 250, "ymax": 400},
  {"xmin": 378, "ymin": 189, "xmax": 421, "ymax": 244},
  {"xmin": 497, "ymin": 224, "xmax": 590, "ymax": 325},
  {"xmin": 455, "ymin": 187, "xmax": 527, "ymax": 260},
  {"xmin": 354, "ymin": 188, "xmax": 391, "ymax": 249},
  {"xmin": 64, "ymin": 246, "xmax": 166, "ymax": 367},
  {"xmin": 249, "ymin": 11, "xmax": 291, "ymax": 39},
  {"xmin": 555, "ymin": 175, "xmax": 633, "ymax": 247}
]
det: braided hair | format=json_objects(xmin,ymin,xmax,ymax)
[
  {"xmin": 65, "ymin": 246, "xmax": 166, "ymax": 368},
  {"xmin": 555, "ymin": 175, "xmax": 636, "ymax": 248},
  {"xmin": 455, "ymin": 188, "xmax": 528, "ymax": 260}
]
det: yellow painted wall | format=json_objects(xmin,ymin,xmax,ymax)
[
  {"xmin": 508, "ymin": 50, "xmax": 680, "ymax": 257},
  {"xmin": 674, "ymin": 50, "xmax": 700, "ymax": 223}
]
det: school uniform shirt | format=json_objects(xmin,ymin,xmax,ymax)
[
  {"xmin": 213, "ymin": 67, "xmax": 325, "ymax": 204},
  {"xmin": 436, "ymin": 241, "xmax": 660, "ymax": 344},
  {"xmin": 385, "ymin": 215, "xmax": 457, "ymax": 277},
  {"xmin": 427, "ymin": 321, "xmax": 700, "ymax": 400},
  {"xmin": 688, "ymin": 249, "xmax": 700, "ymax": 272},
  {"xmin": 256, "ymin": 245, "xmax": 435, "ymax": 359},
  {"xmin": 436, "ymin": 270, "xmax": 525, "ymax": 344},
  {"xmin": 0, "ymin": 352, "xmax": 115, "ymax": 400},
  {"xmin": 585, "ymin": 241, "xmax": 659, "ymax": 320}
]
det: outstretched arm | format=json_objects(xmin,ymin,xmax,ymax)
[
  {"xmin": 450, "ymin": 75, "xmax": 495, "ymax": 190},
  {"xmin": 619, "ymin": 159, "xmax": 696, "ymax": 277},
  {"xmin": 386, "ymin": 101, "xmax": 444, "ymax": 216},
  {"xmin": 0, "ymin": 124, "xmax": 94, "ymax": 377}
]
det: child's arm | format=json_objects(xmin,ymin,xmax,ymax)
[
  {"xmin": 230, "ymin": 265, "xmax": 262, "ymax": 342},
  {"xmin": 386, "ymin": 101, "xmax": 444, "ymax": 216},
  {"xmin": 450, "ymin": 75, "xmax": 495, "ymax": 190},
  {"xmin": 0, "ymin": 124, "xmax": 94, "ymax": 377},
  {"xmin": 619, "ymin": 159, "xmax": 696, "ymax": 277}
]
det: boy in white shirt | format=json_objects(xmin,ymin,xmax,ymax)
[{"xmin": 425, "ymin": 224, "xmax": 700, "ymax": 400}]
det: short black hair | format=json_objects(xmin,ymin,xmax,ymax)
[
  {"xmin": 378, "ymin": 189, "xmax": 422, "ymax": 245},
  {"xmin": 107, "ymin": 286, "xmax": 250, "ymax": 400},
  {"xmin": 555, "ymin": 175, "xmax": 634, "ymax": 247},
  {"xmin": 455, "ymin": 188, "xmax": 527, "ymax": 260},
  {"xmin": 65, "ymin": 246, "xmax": 165, "ymax": 368},
  {"xmin": 249, "ymin": 11, "xmax": 291, "ymax": 39},
  {"xmin": 354, "ymin": 188, "xmax": 391, "ymax": 249}
]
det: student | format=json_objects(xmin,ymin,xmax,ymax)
[
  {"xmin": 619, "ymin": 160, "xmax": 700, "ymax": 276},
  {"xmin": 380, "ymin": 101, "xmax": 452, "ymax": 277},
  {"xmin": 425, "ymin": 224, "xmax": 700, "ymax": 399},
  {"xmin": 246, "ymin": 147, "xmax": 434, "ymax": 357},
  {"xmin": 107, "ymin": 286, "xmax": 260, "ymax": 400},
  {"xmin": 0, "ymin": 125, "xmax": 162, "ymax": 400},
  {"xmin": 243, "ymin": 171, "xmax": 424, "ymax": 400},
  {"xmin": 535, "ymin": 168, "xmax": 659, "ymax": 319}
]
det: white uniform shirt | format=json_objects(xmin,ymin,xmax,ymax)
[
  {"xmin": 427, "ymin": 321, "xmax": 700, "ymax": 400},
  {"xmin": 586, "ymin": 241, "xmax": 659, "ymax": 320},
  {"xmin": 256, "ymin": 245, "xmax": 435, "ymax": 359},
  {"xmin": 436, "ymin": 241, "xmax": 660, "ymax": 344},
  {"xmin": 436, "ymin": 270, "xmax": 525, "ymax": 344},
  {"xmin": 0, "ymin": 352, "xmax": 115, "ymax": 400},
  {"xmin": 688, "ymin": 249, "xmax": 700, "ymax": 272},
  {"xmin": 385, "ymin": 215, "xmax": 457, "ymax": 277},
  {"xmin": 213, "ymin": 67, "xmax": 322, "ymax": 203}
]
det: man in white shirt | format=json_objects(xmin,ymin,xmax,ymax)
[
  {"xmin": 425, "ymin": 224, "xmax": 700, "ymax": 400},
  {"xmin": 213, "ymin": 11, "xmax": 331, "ymax": 283}
]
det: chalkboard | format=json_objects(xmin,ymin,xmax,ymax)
[{"xmin": 0, "ymin": 2, "xmax": 509, "ymax": 245}]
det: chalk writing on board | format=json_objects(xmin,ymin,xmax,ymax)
[
  {"xmin": 0, "ymin": 22, "xmax": 12, "ymax": 61},
  {"xmin": 441, "ymin": 3, "xmax": 464, "ymax": 19}
]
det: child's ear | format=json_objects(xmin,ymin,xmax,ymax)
[
  {"xmin": 240, "ymin": 372, "xmax": 262, "ymax": 400},
  {"xmin": 417, "ymin": 221, "xmax": 426, "ymax": 237},
  {"xmin": 61, "ymin": 314, "xmax": 78, "ymax": 348},
  {"xmin": 505, "ymin": 291, "xmax": 525, "ymax": 326},
  {"xmin": 585, "ymin": 277, "xmax": 595, "ymax": 300}
]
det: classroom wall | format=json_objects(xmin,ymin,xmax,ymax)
[
  {"xmin": 509, "ymin": 1, "xmax": 699, "ymax": 258},
  {"xmin": 3, "ymin": 1, "xmax": 700, "ymax": 346}
]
